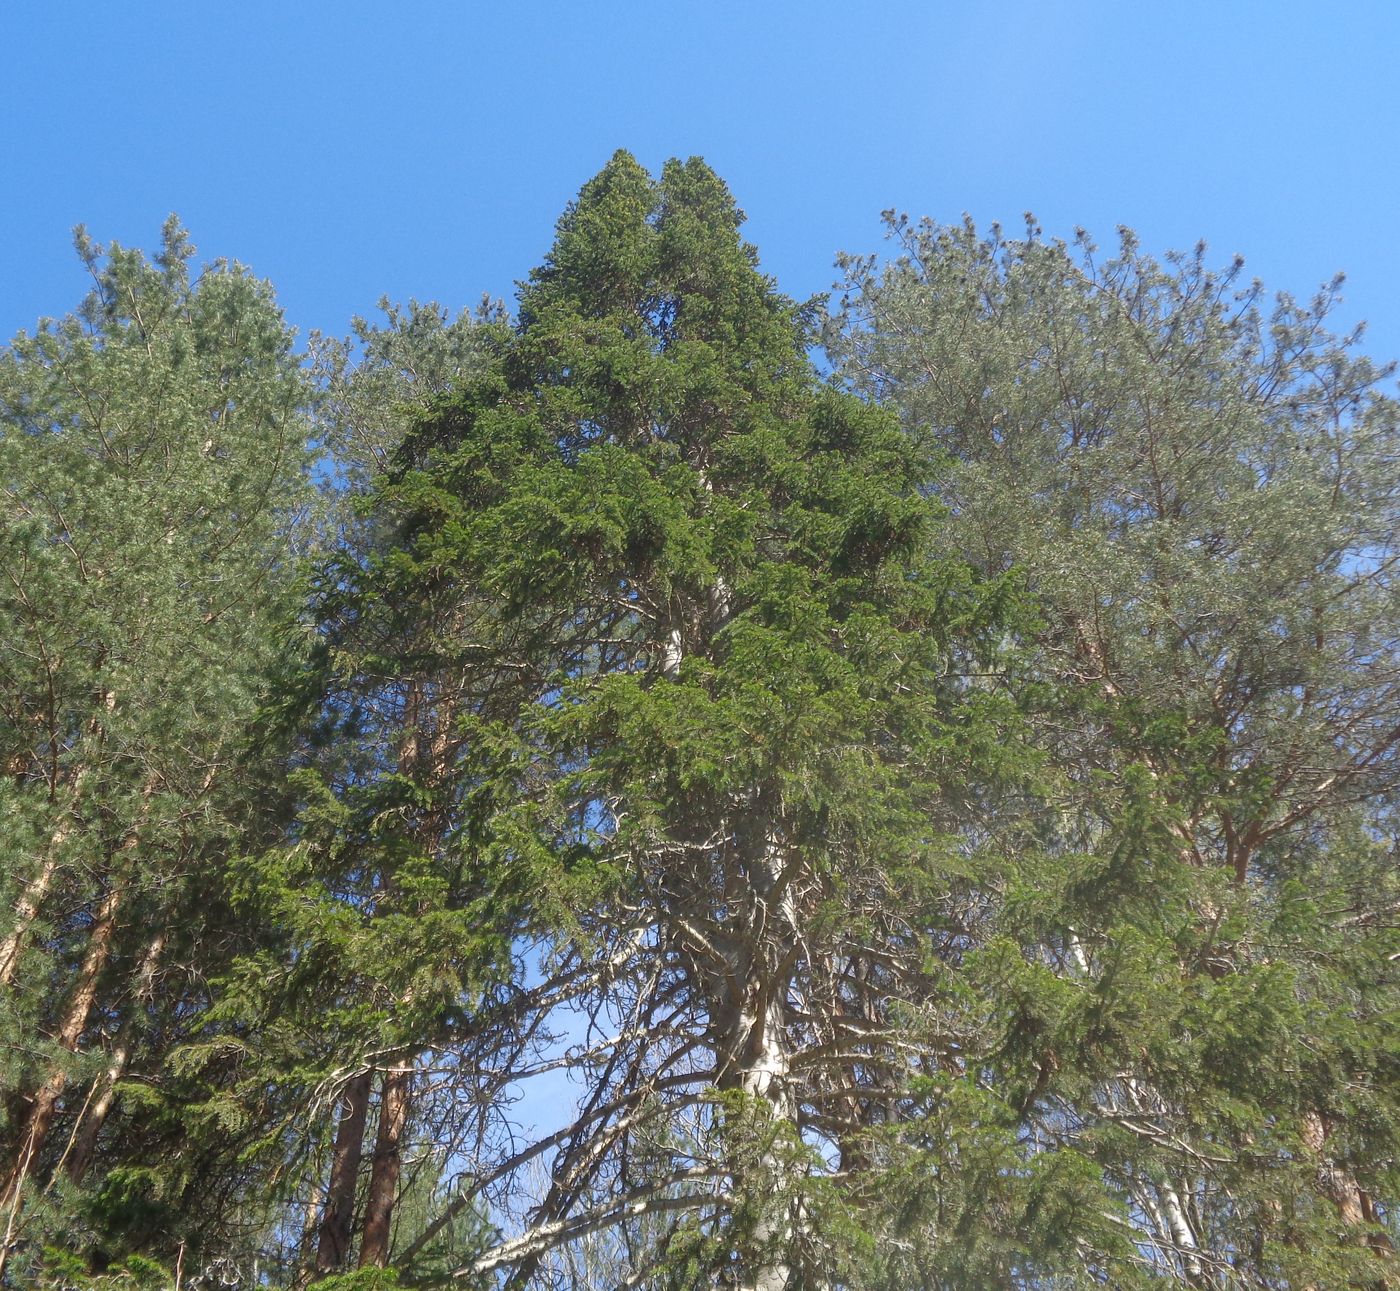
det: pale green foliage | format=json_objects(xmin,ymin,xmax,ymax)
[
  {"xmin": 832, "ymin": 219, "xmax": 1400, "ymax": 838},
  {"xmin": 0, "ymin": 217, "xmax": 314, "ymax": 1276},
  {"xmin": 829, "ymin": 216, "xmax": 1400, "ymax": 1283},
  {"xmin": 308, "ymin": 295, "xmax": 508, "ymax": 484}
]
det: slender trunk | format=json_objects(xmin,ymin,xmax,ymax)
[
  {"xmin": 3, "ymin": 767, "xmax": 160, "ymax": 992},
  {"xmin": 313, "ymin": 1070, "xmax": 372, "ymax": 1275},
  {"xmin": 0, "ymin": 833, "xmax": 68, "ymax": 988},
  {"xmin": 358, "ymin": 1064, "xmax": 412, "ymax": 1269},
  {"xmin": 1301, "ymin": 1110, "xmax": 1394, "ymax": 1264},
  {"xmin": 61, "ymin": 1033, "xmax": 129, "ymax": 1188},
  {"xmin": 349, "ymin": 679, "xmax": 442, "ymax": 1271},
  {"xmin": 0, "ymin": 877, "xmax": 120, "ymax": 1251},
  {"xmin": 0, "ymin": 736, "xmax": 147, "ymax": 1279},
  {"xmin": 5, "ymin": 775, "xmax": 159, "ymax": 1178},
  {"xmin": 1, "ymin": 695, "xmax": 119, "ymax": 986},
  {"xmin": 0, "ymin": 859, "xmax": 59, "ymax": 988},
  {"xmin": 298, "ymin": 1180, "xmax": 325, "ymax": 1289},
  {"xmin": 64, "ymin": 930, "xmax": 166, "ymax": 1183}
]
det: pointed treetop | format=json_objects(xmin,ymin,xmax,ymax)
[
  {"xmin": 519, "ymin": 151, "xmax": 786, "ymax": 341},
  {"xmin": 519, "ymin": 149, "xmax": 656, "ymax": 323}
]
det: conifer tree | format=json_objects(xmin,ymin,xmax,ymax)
[
  {"xmin": 0, "ymin": 220, "xmax": 313, "ymax": 1282},
  {"xmin": 829, "ymin": 217, "xmax": 1400, "ymax": 1285},
  {"xmin": 205, "ymin": 293, "xmax": 527, "ymax": 1284},
  {"xmin": 333, "ymin": 152, "xmax": 1076, "ymax": 1288},
  {"xmin": 14, "ymin": 160, "xmax": 1394, "ymax": 1291}
]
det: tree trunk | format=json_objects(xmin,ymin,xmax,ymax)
[
  {"xmin": 313, "ymin": 1069, "xmax": 372, "ymax": 1275},
  {"xmin": 0, "ymin": 856, "xmax": 61, "ymax": 990},
  {"xmin": 1301, "ymin": 1110, "xmax": 1394, "ymax": 1264},
  {"xmin": 0, "ymin": 756, "xmax": 152, "ymax": 1280},
  {"xmin": 1, "ymin": 697, "xmax": 120, "ymax": 986},
  {"xmin": 0, "ymin": 822, "xmax": 73, "ymax": 989},
  {"xmin": 734, "ymin": 1012, "xmax": 797, "ymax": 1291},
  {"xmin": 0, "ymin": 877, "xmax": 120, "ymax": 1247},
  {"xmin": 350, "ymin": 680, "xmax": 442, "ymax": 1271},
  {"xmin": 4, "ymin": 774, "xmax": 160, "ymax": 1184},
  {"xmin": 358, "ymin": 1064, "xmax": 412, "ymax": 1269},
  {"xmin": 715, "ymin": 828, "xmax": 803, "ymax": 1291},
  {"xmin": 64, "ymin": 929, "xmax": 166, "ymax": 1184},
  {"xmin": 1159, "ymin": 1178, "xmax": 1206, "ymax": 1286}
]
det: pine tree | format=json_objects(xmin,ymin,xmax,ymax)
[
  {"xmin": 0, "ymin": 219, "xmax": 314, "ymax": 1282},
  {"xmin": 829, "ymin": 217, "xmax": 1400, "ymax": 1284},
  {"xmin": 198, "ymin": 287, "xmax": 528, "ymax": 1285},
  {"xmin": 14, "ymin": 161, "xmax": 1391, "ymax": 1290}
]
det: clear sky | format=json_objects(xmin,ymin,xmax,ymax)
[
  {"xmin": 5, "ymin": 2, "xmax": 1399, "ymax": 363},
  {"xmin": 4, "ymin": 2, "xmax": 1398, "ymax": 362}
]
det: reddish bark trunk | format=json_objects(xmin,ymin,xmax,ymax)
[
  {"xmin": 0, "ymin": 852, "xmax": 61, "ymax": 989},
  {"xmin": 1, "ymin": 882, "xmax": 121, "ymax": 1206},
  {"xmin": 64, "ymin": 930, "xmax": 166, "ymax": 1184},
  {"xmin": 313, "ymin": 1069, "xmax": 372, "ymax": 1275},
  {"xmin": 1, "ymin": 698, "xmax": 122, "ymax": 987},
  {"xmin": 357, "ymin": 1065, "xmax": 412, "ymax": 1269},
  {"xmin": 1302, "ymin": 1109, "xmax": 1394, "ymax": 1270}
]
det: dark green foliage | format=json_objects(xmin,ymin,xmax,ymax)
[{"xmin": 339, "ymin": 152, "xmax": 1090, "ymax": 1288}]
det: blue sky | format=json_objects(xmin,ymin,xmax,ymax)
[{"xmin": 4, "ymin": 1, "xmax": 1398, "ymax": 362}]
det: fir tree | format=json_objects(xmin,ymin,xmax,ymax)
[{"xmin": 340, "ymin": 152, "xmax": 1050, "ymax": 1288}]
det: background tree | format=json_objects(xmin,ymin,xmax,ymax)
[
  {"xmin": 828, "ymin": 216, "xmax": 1400, "ymax": 1285},
  {"xmin": 197, "ymin": 293, "xmax": 537, "ymax": 1285},
  {"xmin": 307, "ymin": 294, "xmax": 508, "ymax": 491},
  {"xmin": 0, "ymin": 219, "xmax": 314, "ymax": 1283}
]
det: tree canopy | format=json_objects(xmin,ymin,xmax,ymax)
[{"xmin": 1, "ymin": 160, "xmax": 1397, "ymax": 1289}]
